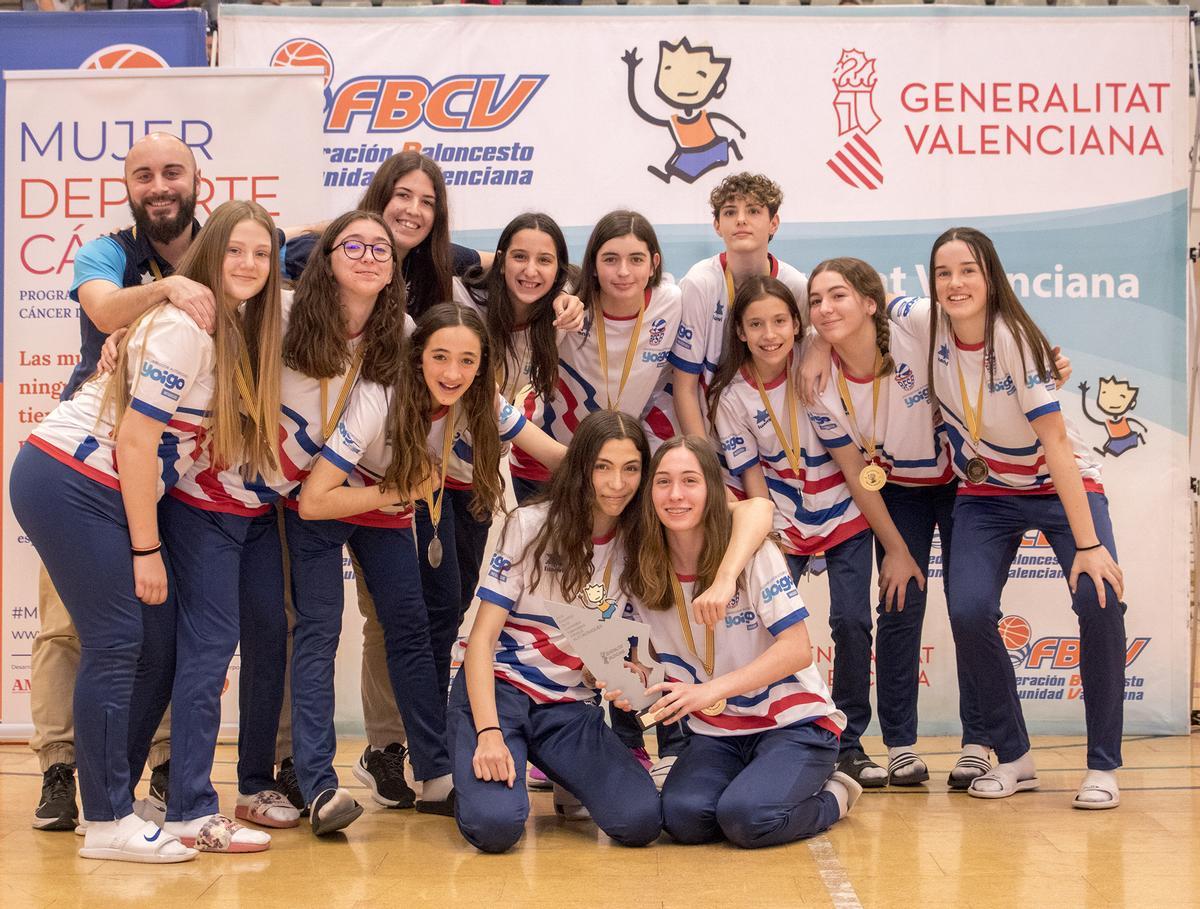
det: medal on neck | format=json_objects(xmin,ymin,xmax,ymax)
[
  {"xmin": 955, "ymin": 349, "xmax": 989, "ymax": 485},
  {"xmin": 594, "ymin": 292, "xmax": 646, "ymax": 412},
  {"xmin": 751, "ymin": 360, "xmax": 801, "ymax": 475},
  {"xmin": 319, "ymin": 345, "xmax": 365, "ymax": 441},
  {"xmin": 670, "ymin": 572, "xmax": 726, "ymax": 717},
  {"xmin": 835, "ymin": 351, "xmax": 887, "ymax": 492},
  {"xmin": 424, "ymin": 404, "xmax": 455, "ymax": 568}
]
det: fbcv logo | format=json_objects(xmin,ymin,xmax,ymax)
[
  {"xmin": 269, "ymin": 38, "xmax": 546, "ymax": 134},
  {"xmin": 1001, "ymin": 614, "xmax": 1149, "ymax": 671}
]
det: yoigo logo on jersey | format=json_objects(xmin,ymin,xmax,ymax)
[
  {"xmin": 487, "ymin": 553, "xmax": 512, "ymax": 582},
  {"xmin": 761, "ymin": 575, "xmax": 796, "ymax": 603},
  {"xmin": 141, "ymin": 362, "xmax": 186, "ymax": 400},
  {"xmin": 725, "ymin": 609, "xmax": 759, "ymax": 631},
  {"xmin": 720, "ymin": 435, "xmax": 746, "ymax": 452},
  {"xmin": 675, "ymin": 324, "xmax": 694, "ymax": 350},
  {"xmin": 641, "ymin": 350, "xmax": 669, "ymax": 365}
]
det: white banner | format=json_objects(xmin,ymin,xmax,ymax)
[
  {"xmin": 220, "ymin": 6, "xmax": 1191, "ymax": 736},
  {"xmin": 2, "ymin": 67, "xmax": 326, "ymax": 737}
]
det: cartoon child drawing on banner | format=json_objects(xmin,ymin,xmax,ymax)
[
  {"xmin": 622, "ymin": 38, "xmax": 746, "ymax": 184},
  {"xmin": 1079, "ymin": 377, "xmax": 1147, "ymax": 457},
  {"xmin": 582, "ymin": 582, "xmax": 620, "ymax": 621}
]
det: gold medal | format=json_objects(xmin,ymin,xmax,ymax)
[
  {"xmin": 700, "ymin": 698, "xmax": 727, "ymax": 717},
  {"xmin": 860, "ymin": 463, "xmax": 887, "ymax": 492},
  {"xmin": 835, "ymin": 352, "xmax": 887, "ymax": 492},
  {"xmin": 965, "ymin": 456, "xmax": 989, "ymax": 485}
]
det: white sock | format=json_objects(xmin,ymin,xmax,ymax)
[
  {"xmin": 1076, "ymin": 769, "xmax": 1118, "ymax": 804},
  {"xmin": 823, "ymin": 778, "xmax": 849, "ymax": 817},
  {"xmin": 973, "ymin": 751, "xmax": 1036, "ymax": 792},
  {"xmin": 421, "ymin": 773, "xmax": 453, "ymax": 801},
  {"xmin": 83, "ymin": 812, "xmax": 141, "ymax": 846}
]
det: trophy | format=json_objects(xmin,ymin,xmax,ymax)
[{"xmin": 541, "ymin": 600, "xmax": 666, "ymax": 727}]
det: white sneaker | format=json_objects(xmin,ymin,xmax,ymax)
[
  {"xmin": 649, "ymin": 755, "xmax": 677, "ymax": 791},
  {"xmin": 552, "ymin": 784, "xmax": 590, "ymax": 821}
]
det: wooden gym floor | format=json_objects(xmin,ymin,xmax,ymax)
[{"xmin": 0, "ymin": 732, "xmax": 1197, "ymax": 909}]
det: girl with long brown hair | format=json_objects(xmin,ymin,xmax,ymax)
[
  {"xmin": 448, "ymin": 212, "xmax": 580, "ymax": 627},
  {"xmin": 916, "ymin": 227, "xmax": 1126, "ymax": 809},
  {"xmin": 608, "ymin": 436, "xmax": 859, "ymax": 849},
  {"xmin": 707, "ymin": 274, "xmax": 892, "ymax": 788},
  {"xmin": 452, "ymin": 414, "xmax": 772, "ymax": 852},
  {"xmin": 508, "ymin": 210, "xmax": 682, "ymax": 502},
  {"xmin": 10, "ymin": 200, "xmax": 280, "ymax": 864},
  {"xmin": 297, "ymin": 302, "xmax": 567, "ymax": 827}
]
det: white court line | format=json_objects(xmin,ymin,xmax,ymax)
[{"xmin": 808, "ymin": 835, "xmax": 864, "ymax": 909}]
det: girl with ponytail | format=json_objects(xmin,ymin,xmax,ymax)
[{"xmin": 802, "ymin": 258, "xmax": 972, "ymax": 790}]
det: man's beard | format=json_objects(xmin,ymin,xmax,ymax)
[{"xmin": 130, "ymin": 190, "xmax": 196, "ymax": 245}]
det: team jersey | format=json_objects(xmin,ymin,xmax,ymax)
[
  {"xmin": 806, "ymin": 314, "xmax": 953, "ymax": 488},
  {"xmin": 626, "ymin": 543, "xmax": 844, "ymax": 737},
  {"xmin": 888, "ymin": 296, "xmax": 1102, "ymax": 496},
  {"xmin": 510, "ymin": 283, "xmax": 682, "ymax": 482},
  {"xmin": 455, "ymin": 501, "xmax": 631, "ymax": 704},
  {"xmin": 713, "ymin": 345, "xmax": 868, "ymax": 555},
  {"xmin": 664, "ymin": 253, "xmax": 807, "ymax": 487},
  {"xmin": 29, "ymin": 305, "xmax": 214, "ymax": 498},
  {"xmin": 320, "ymin": 380, "xmax": 525, "ymax": 527}
]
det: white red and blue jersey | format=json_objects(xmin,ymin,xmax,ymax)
[
  {"xmin": 669, "ymin": 253, "xmax": 808, "ymax": 399},
  {"xmin": 627, "ymin": 543, "xmax": 844, "ymax": 737},
  {"xmin": 320, "ymin": 381, "xmax": 526, "ymax": 527},
  {"xmin": 807, "ymin": 312, "xmax": 953, "ymax": 488},
  {"xmin": 459, "ymin": 501, "xmax": 630, "ymax": 704},
  {"xmin": 510, "ymin": 283, "xmax": 681, "ymax": 483},
  {"xmin": 29, "ymin": 305, "xmax": 213, "ymax": 498},
  {"xmin": 712, "ymin": 346, "xmax": 868, "ymax": 555},
  {"xmin": 888, "ymin": 296, "xmax": 1102, "ymax": 496}
]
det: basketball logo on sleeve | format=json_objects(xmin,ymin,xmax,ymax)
[{"xmin": 79, "ymin": 45, "xmax": 169, "ymax": 70}]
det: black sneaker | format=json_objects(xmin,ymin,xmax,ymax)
[
  {"xmin": 148, "ymin": 759, "xmax": 169, "ymax": 814},
  {"xmin": 33, "ymin": 762, "xmax": 78, "ymax": 831},
  {"xmin": 352, "ymin": 743, "xmax": 416, "ymax": 809},
  {"xmin": 276, "ymin": 757, "xmax": 309, "ymax": 817}
]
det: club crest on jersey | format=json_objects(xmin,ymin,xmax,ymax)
[
  {"xmin": 894, "ymin": 362, "xmax": 915, "ymax": 391},
  {"xmin": 648, "ymin": 318, "xmax": 668, "ymax": 346}
]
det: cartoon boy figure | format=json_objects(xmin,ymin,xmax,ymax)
[
  {"xmin": 581, "ymin": 582, "xmax": 619, "ymax": 621},
  {"xmin": 622, "ymin": 38, "xmax": 746, "ymax": 184},
  {"xmin": 1079, "ymin": 377, "xmax": 1147, "ymax": 457}
]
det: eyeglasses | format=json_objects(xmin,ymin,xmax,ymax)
[{"xmin": 332, "ymin": 240, "xmax": 393, "ymax": 262}]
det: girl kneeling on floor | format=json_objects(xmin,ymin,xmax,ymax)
[{"xmin": 610, "ymin": 436, "xmax": 861, "ymax": 849}]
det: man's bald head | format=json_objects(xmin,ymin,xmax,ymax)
[{"xmin": 124, "ymin": 132, "xmax": 200, "ymax": 245}]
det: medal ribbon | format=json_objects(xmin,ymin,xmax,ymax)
[
  {"xmin": 752, "ymin": 362, "xmax": 801, "ymax": 474},
  {"xmin": 319, "ymin": 345, "xmax": 365, "ymax": 441},
  {"xmin": 422, "ymin": 403, "xmax": 455, "ymax": 535},
  {"xmin": 670, "ymin": 571, "xmax": 715, "ymax": 677},
  {"xmin": 835, "ymin": 351, "xmax": 883, "ymax": 469},
  {"xmin": 594, "ymin": 294, "xmax": 646, "ymax": 412},
  {"xmin": 955, "ymin": 351, "xmax": 987, "ymax": 451}
]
